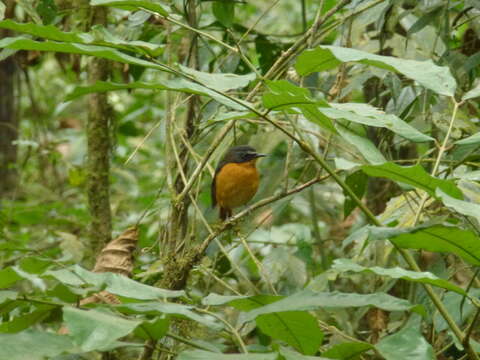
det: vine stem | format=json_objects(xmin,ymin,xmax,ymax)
[{"xmin": 413, "ymin": 99, "xmax": 462, "ymax": 225}]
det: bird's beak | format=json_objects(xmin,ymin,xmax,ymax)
[{"xmin": 255, "ymin": 153, "xmax": 267, "ymax": 158}]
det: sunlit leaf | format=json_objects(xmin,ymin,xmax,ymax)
[
  {"xmin": 389, "ymin": 225, "xmax": 480, "ymax": 266},
  {"xmin": 437, "ymin": 188, "xmax": 480, "ymax": 222},
  {"xmin": 361, "ymin": 162, "xmax": 463, "ymax": 199},
  {"xmin": 295, "ymin": 46, "xmax": 456, "ymax": 96},
  {"xmin": 331, "ymin": 258, "xmax": 467, "ymax": 295},
  {"xmin": 455, "ymin": 132, "xmax": 480, "ymax": 145},
  {"xmin": 64, "ymin": 307, "xmax": 140, "ymax": 351},
  {"xmin": 321, "ymin": 342, "xmax": 374, "ymax": 359},
  {"xmin": 177, "ymin": 350, "xmax": 278, "ymax": 360},
  {"xmin": 239, "ymin": 290, "xmax": 424, "ymax": 324},
  {"xmin": 90, "ymin": 0, "xmax": 170, "ymax": 16},
  {"xmin": 179, "ymin": 65, "xmax": 256, "ymax": 92},
  {"xmin": 46, "ymin": 265, "xmax": 185, "ymax": 299},
  {"xmin": 377, "ymin": 320, "xmax": 434, "ymax": 360},
  {"xmin": 462, "ymin": 82, "xmax": 480, "ymax": 101},
  {"xmin": 256, "ymin": 312, "xmax": 323, "ymax": 355},
  {"xmin": 0, "ymin": 330, "xmax": 74, "ymax": 360},
  {"xmin": 116, "ymin": 302, "xmax": 222, "ymax": 330},
  {"xmin": 336, "ymin": 126, "xmax": 387, "ymax": 164}
]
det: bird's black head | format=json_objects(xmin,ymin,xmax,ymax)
[{"xmin": 223, "ymin": 145, "xmax": 266, "ymax": 164}]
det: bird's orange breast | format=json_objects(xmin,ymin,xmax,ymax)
[{"xmin": 215, "ymin": 160, "xmax": 260, "ymax": 210}]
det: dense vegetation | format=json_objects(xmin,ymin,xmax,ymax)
[{"xmin": 1, "ymin": 0, "xmax": 480, "ymax": 359}]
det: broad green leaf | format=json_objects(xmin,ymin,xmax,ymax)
[
  {"xmin": 262, "ymin": 80, "xmax": 335, "ymax": 133},
  {"xmin": 36, "ymin": 0, "xmax": 57, "ymax": 25},
  {"xmin": 336, "ymin": 126, "xmax": 387, "ymax": 164},
  {"xmin": 361, "ymin": 162, "xmax": 463, "ymax": 199},
  {"xmin": 64, "ymin": 307, "xmax": 141, "ymax": 351},
  {"xmin": 322, "ymin": 103, "xmax": 433, "ymax": 142},
  {"xmin": 331, "ymin": 258, "xmax": 467, "ymax": 295},
  {"xmin": 0, "ymin": 267, "xmax": 23, "ymax": 289},
  {"xmin": 177, "ymin": 350, "xmax": 278, "ymax": 360},
  {"xmin": 437, "ymin": 188, "xmax": 480, "ymax": 222},
  {"xmin": 66, "ymin": 80, "xmax": 248, "ymax": 110},
  {"xmin": 240, "ymin": 290, "xmax": 424, "ymax": 324},
  {"xmin": 179, "ymin": 65, "xmax": 256, "ymax": 91},
  {"xmin": 116, "ymin": 302, "xmax": 222, "ymax": 330},
  {"xmin": 0, "ymin": 37, "xmax": 170, "ymax": 71},
  {"xmin": 321, "ymin": 342, "xmax": 374, "ymax": 359},
  {"xmin": 202, "ymin": 293, "xmax": 248, "ymax": 306},
  {"xmin": 0, "ymin": 20, "xmax": 163, "ymax": 55},
  {"xmin": 90, "ymin": 0, "xmax": 170, "ymax": 16},
  {"xmin": 279, "ymin": 347, "xmax": 330, "ymax": 359},
  {"xmin": 134, "ymin": 317, "xmax": 169, "ymax": 340},
  {"xmin": 377, "ymin": 321, "xmax": 434, "ymax": 360},
  {"xmin": 212, "ymin": 1, "xmax": 235, "ymax": 27},
  {"xmin": 0, "ymin": 304, "xmax": 56, "ymax": 333},
  {"xmin": 256, "ymin": 311, "xmax": 323, "ymax": 355},
  {"xmin": 46, "ymin": 265, "xmax": 185, "ymax": 299},
  {"xmin": 0, "ymin": 290, "xmax": 17, "ymax": 303},
  {"xmin": 455, "ymin": 132, "xmax": 480, "ymax": 145},
  {"xmin": 389, "ymin": 225, "xmax": 480, "ymax": 266},
  {"xmin": 0, "ymin": 330, "xmax": 74, "ymax": 360},
  {"xmin": 344, "ymin": 170, "xmax": 368, "ymax": 217},
  {"xmin": 462, "ymin": 83, "xmax": 480, "ymax": 101},
  {"xmin": 295, "ymin": 46, "xmax": 456, "ymax": 96}
]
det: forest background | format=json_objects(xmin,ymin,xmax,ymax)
[{"xmin": 1, "ymin": 0, "xmax": 480, "ymax": 359}]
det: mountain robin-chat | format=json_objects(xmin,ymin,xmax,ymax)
[{"xmin": 211, "ymin": 145, "xmax": 266, "ymax": 220}]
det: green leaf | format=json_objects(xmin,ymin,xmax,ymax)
[
  {"xmin": 262, "ymin": 80, "xmax": 336, "ymax": 133},
  {"xmin": 0, "ymin": 304, "xmax": 57, "ymax": 333},
  {"xmin": 279, "ymin": 347, "xmax": 330, "ymax": 359},
  {"xmin": 0, "ymin": 37, "xmax": 170, "ymax": 71},
  {"xmin": 0, "ymin": 2, "xmax": 5, "ymax": 20},
  {"xmin": 376, "ymin": 321, "xmax": 434, "ymax": 360},
  {"xmin": 462, "ymin": 83, "xmax": 480, "ymax": 101},
  {"xmin": 36, "ymin": 0, "xmax": 57, "ymax": 24},
  {"xmin": 295, "ymin": 46, "xmax": 456, "ymax": 96},
  {"xmin": 240, "ymin": 290, "xmax": 424, "ymax": 324},
  {"xmin": 331, "ymin": 258, "xmax": 467, "ymax": 296},
  {"xmin": 344, "ymin": 170, "xmax": 368, "ymax": 217},
  {"xmin": 66, "ymin": 80, "xmax": 248, "ymax": 110},
  {"xmin": 0, "ymin": 330, "xmax": 74, "ymax": 360},
  {"xmin": 256, "ymin": 311, "xmax": 323, "ymax": 355},
  {"xmin": 0, "ymin": 290, "xmax": 17, "ymax": 303},
  {"xmin": 212, "ymin": 0, "xmax": 235, "ymax": 28},
  {"xmin": 437, "ymin": 188, "xmax": 480, "ymax": 222},
  {"xmin": 177, "ymin": 350, "xmax": 278, "ymax": 360},
  {"xmin": 46, "ymin": 265, "xmax": 185, "ymax": 299},
  {"xmin": 64, "ymin": 307, "xmax": 141, "ymax": 351},
  {"xmin": 90, "ymin": 0, "xmax": 170, "ymax": 16},
  {"xmin": 336, "ymin": 126, "xmax": 387, "ymax": 164},
  {"xmin": 389, "ymin": 225, "xmax": 480, "ymax": 266},
  {"xmin": 0, "ymin": 267, "xmax": 23, "ymax": 289},
  {"xmin": 361, "ymin": 162, "xmax": 463, "ymax": 199},
  {"xmin": 321, "ymin": 342, "xmax": 374, "ymax": 359},
  {"xmin": 455, "ymin": 132, "xmax": 480, "ymax": 145},
  {"xmin": 322, "ymin": 103, "xmax": 433, "ymax": 142},
  {"xmin": 179, "ymin": 65, "xmax": 256, "ymax": 92},
  {"xmin": 0, "ymin": 20, "xmax": 163, "ymax": 56},
  {"xmin": 134, "ymin": 317, "xmax": 169, "ymax": 340},
  {"xmin": 116, "ymin": 302, "xmax": 222, "ymax": 330}
]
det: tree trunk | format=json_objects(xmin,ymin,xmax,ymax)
[
  {"xmin": 0, "ymin": 0, "xmax": 18, "ymax": 196},
  {"xmin": 86, "ymin": 7, "xmax": 112, "ymax": 253}
]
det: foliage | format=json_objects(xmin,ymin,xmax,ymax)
[{"xmin": 1, "ymin": 0, "xmax": 480, "ymax": 359}]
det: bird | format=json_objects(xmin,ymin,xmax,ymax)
[{"xmin": 211, "ymin": 145, "xmax": 266, "ymax": 220}]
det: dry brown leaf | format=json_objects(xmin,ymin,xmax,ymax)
[
  {"xmin": 93, "ymin": 226, "xmax": 138, "ymax": 276},
  {"xmin": 366, "ymin": 308, "xmax": 389, "ymax": 344}
]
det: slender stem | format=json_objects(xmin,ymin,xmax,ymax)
[{"xmin": 413, "ymin": 100, "xmax": 461, "ymax": 225}]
